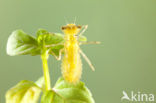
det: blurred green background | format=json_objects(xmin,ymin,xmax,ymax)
[{"xmin": 0, "ymin": 0, "xmax": 156, "ymax": 103}]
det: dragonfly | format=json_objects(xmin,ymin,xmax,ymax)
[{"xmin": 47, "ymin": 23, "xmax": 100, "ymax": 83}]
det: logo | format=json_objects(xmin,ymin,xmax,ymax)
[{"xmin": 121, "ymin": 91, "xmax": 154, "ymax": 102}]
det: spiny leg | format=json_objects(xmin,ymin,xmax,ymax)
[
  {"xmin": 79, "ymin": 49, "xmax": 95, "ymax": 71},
  {"xmin": 50, "ymin": 49, "xmax": 64, "ymax": 61},
  {"xmin": 45, "ymin": 43, "xmax": 64, "ymax": 48},
  {"xmin": 79, "ymin": 41, "xmax": 101, "ymax": 45},
  {"xmin": 78, "ymin": 25, "xmax": 88, "ymax": 36}
]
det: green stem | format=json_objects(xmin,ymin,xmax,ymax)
[{"xmin": 41, "ymin": 51, "xmax": 51, "ymax": 90}]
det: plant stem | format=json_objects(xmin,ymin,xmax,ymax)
[{"xmin": 41, "ymin": 51, "xmax": 51, "ymax": 90}]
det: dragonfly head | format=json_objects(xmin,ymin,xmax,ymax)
[{"xmin": 62, "ymin": 24, "xmax": 81, "ymax": 35}]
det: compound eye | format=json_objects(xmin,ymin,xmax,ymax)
[
  {"xmin": 77, "ymin": 25, "xmax": 82, "ymax": 29},
  {"xmin": 62, "ymin": 26, "xmax": 66, "ymax": 30}
]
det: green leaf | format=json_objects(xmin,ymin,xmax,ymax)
[
  {"xmin": 6, "ymin": 30, "xmax": 40, "ymax": 56},
  {"xmin": 36, "ymin": 29, "xmax": 64, "ymax": 57},
  {"xmin": 36, "ymin": 29, "xmax": 49, "ymax": 37},
  {"xmin": 41, "ymin": 77, "xmax": 95, "ymax": 103},
  {"xmin": 6, "ymin": 29, "xmax": 65, "ymax": 57},
  {"xmin": 41, "ymin": 90, "xmax": 54, "ymax": 103},
  {"xmin": 6, "ymin": 77, "xmax": 44, "ymax": 103},
  {"xmin": 36, "ymin": 29, "xmax": 64, "ymax": 45}
]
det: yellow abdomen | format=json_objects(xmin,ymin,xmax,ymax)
[{"xmin": 61, "ymin": 37, "xmax": 82, "ymax": 83}]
